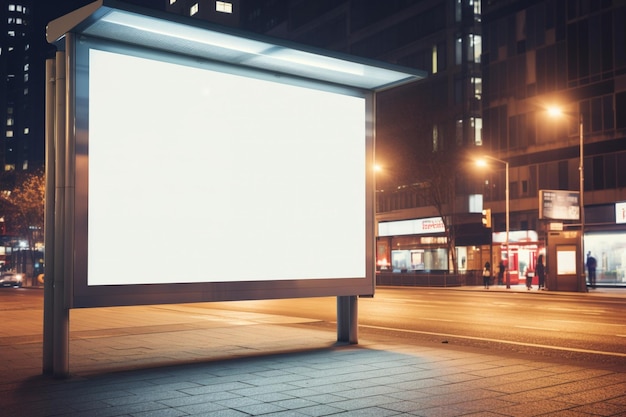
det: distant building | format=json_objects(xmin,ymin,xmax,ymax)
[
  {"xmin": 482, "ymin": 1, "xmax": 626, "ymax": 286},
  {"xmin": 0, "ymin": 1, "xmax": 43, "ymax": 177}
]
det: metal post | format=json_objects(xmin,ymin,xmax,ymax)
[
  {"xmin": 505, "ymin": 161, "xmax": 510, "ymax": 289},
  {"xmin": 579, "ymin": 113, "xmax": 587, "ymax": 292},
  {"xmin": 52, "ymin": 48, "xmax": 69, "ymax": 378},
  {"xmin": 43, "ymin": 58, "xmax": 56, "ymax": 375},
  {"xmin": 337, "ymin": 296, "xmax": 358, "ymax": 344}
]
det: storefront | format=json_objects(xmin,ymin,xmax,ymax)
[
  {"xmin": 376, "ymin": 217, "xmax": 490, "ymax": 274},
  {"xmin": 580, "ymin": 201, "xmax": 626, "ymax": 286},
  {"xmin": 492, "ymin": 230, "xmax": 544, "ymax": 285}
]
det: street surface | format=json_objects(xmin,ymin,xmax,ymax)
[{"xmin": 2, "ymin": 285, "xmax": 625, "ymax": 366}]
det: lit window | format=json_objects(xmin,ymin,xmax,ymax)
[
  {"xmin": 8, "ymin": 30, "xmax": 15, "ymax": 37},
  {"xmin": 216, "ymin": 1, "xmax": 232, "ymax": 13},
  {"xmin": 24, "ymin": 87, "xmax": 28, "ymax": 95},
  {"xmin": 471, "ymin": 117, "xmax": 482, "ymax": 146},
  {"xmin": 169, "ymin": 0, "xmax": 176, "ymax": 4},
  {"xmin": 23, "ymin": 127, "xmax": 29, "ymax": 134},
  {"xmin": 6, "ymin": 118, "xmax": 13, "ymax": 126},
  {"xmin": 16, "ymin": 5, "xmax": 22, "ymax": 12},
  {"xmin": 24, "ymin": 63, "xmax": 28, "ymax": 71},
  {"xmin": 5, "ymin": 165, "xmax": 15, "ymax": 172},
  {"xmin": 431, "ymin": 45, "xmax": 437, "ymax": 74},
  {"xmin": 8, "ymin": 5, "xmax": 15, "ymax": 12},
  {"xmin": 190, "ymin": 3, "xmax": 199, "ymax": 16},
  {"xmin": 432, "ymin": 124, "xmax": 439, "ymax": 152},
  {"xmin": 468, "ymin": 34, "xmax": 481, "ymax": 63},
  {"xmin": 471, "ymin": 77, "xmax": 482, "ymax": 100},
  {"xmin": 24, "ymin": 73, "xmax": 28, "ymax": 82},
  {"xmin": 6, "ymin": 131, "xmax": 13, "ymax": 138}
]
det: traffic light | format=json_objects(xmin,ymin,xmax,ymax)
[{"xmin": 482, "ymin": 208, "xmax": 491, "ymax": 228}]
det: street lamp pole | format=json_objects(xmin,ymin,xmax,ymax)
[
  {"xmin": 548, "ymin": 105, "xmax": 587, "ymax": 292},
  {"xmin": 579, "ymin": 113, "xmax": 586, "ymax": 292},
  {"xmin": 479, "ymin": 155, "xmax": 510, "ymax": 289}
]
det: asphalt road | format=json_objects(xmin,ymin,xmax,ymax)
[
  {"xmin": 2, "ymin": 286, "xmax": 625, "ymax": 366},
  {"xmin": 198, "ymin": 287, "xmax": 626, "ymax": 364}
]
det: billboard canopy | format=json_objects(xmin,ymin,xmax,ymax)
[{"xmin": 47, "ymin": 0, "xmax": 426, "ymax": 92}]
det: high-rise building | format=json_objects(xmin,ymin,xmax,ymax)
[
  {"xmin": 482, "ymin": 0, "xmax": 626, "ymax": 287},
  {"xmin": 0, "ymin": 1, "xmax": 42, "ymax": 177}
]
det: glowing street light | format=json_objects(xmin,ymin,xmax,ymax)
[{"xmin": 477, "ymin": 156, "xmax": 510, "ymax": 288}]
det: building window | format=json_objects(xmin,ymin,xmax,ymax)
[
  {"xmin": 6, "ymin": 118, "xmax": 13, "ymax": 126},
  {"xmin": 432, "ymin": 124, "xmax": 440, "ymax": 152},
  {"xmin": 456, "ymin": 119, "xmax": 463, "ymax": 145},
  {"xmin": 23, "ymin": 127, "xmax": 28, "ymax": 134},
  {"xmin": 471, "ymin": 117, "xmax": 482, "ymax": 145},
  {"xmin": 6, "ymin": 130, "xmax": 13, "ymax": 138},
  {"xmin": 169, "ymin": 0, "xmax": 176, "ymax": 4},
  {"xmin": 456, "ymin": 36, "xmax": 462, "ymax": 65},
  {"xmin": 190, "ymin": 3, "xmax": 199, "ymax": 16},
  {"xmin": 216, "ymin": 1, "xmax": 232, "ymax": 14},
  {"xmin": 471, "ymin": 0, "xmax": 481, "ymax": 22},
  {"xmin": 431, "ymin": 45, "xmax": 438, "ymax": 74},
  {"xmin": 471, "ymin": 77, "xmax": 482, "ymax": 100},
  {"xmin": 468, "ymin": 34, "xmax": 481, "ymax": 63},
  {"xmin": 8, "ymin": 4, "xmax": 15, "ymax": 12}
]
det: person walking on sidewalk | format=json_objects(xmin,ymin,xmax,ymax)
[
  {"xmin": 586, "ymin": 252, "xmax": 597, "ymax": 289},
  {"xmin": 536, "ymin": 254, "xmax": 546, "ymax": 290},
  {"xmin": 483, "ymin": 262, "xmax": 491, "ymax": 289}
]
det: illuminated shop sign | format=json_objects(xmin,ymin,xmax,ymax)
[{"xmin": 378, "ymin": 217, "xmax": 446, "ymax": 236}]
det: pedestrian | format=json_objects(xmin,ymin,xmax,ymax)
[
  {"xmin": 498, "ymin": 261, "xmax": 505, "ymax": 285},
  {"xmin": 536, "ymin": 254, "xmax": 546, "ymax": 290},
  {"xmin": 586, "ymin": 252, "xmax": 597, "ymax": 289},
  {"xmin": 483, "ymin": 262, "xmax": 491, "ymax": 289},
  {"xmin": 525, "ymin": 265, "xmax": 534, "ymax": 290}
]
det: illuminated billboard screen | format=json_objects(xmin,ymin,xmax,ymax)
[{"xmin": 71, "ymin": 38, "xmax": 374, "ymax": 306}]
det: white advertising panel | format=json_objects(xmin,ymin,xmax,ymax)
[{"xmin": 86, "ymin": 49, "xmax": 366, "ymax": 286}]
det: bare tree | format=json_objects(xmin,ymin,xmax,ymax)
[{"xmin": 0, "ymin": 169, "xmax": 45, "ymax": 275}]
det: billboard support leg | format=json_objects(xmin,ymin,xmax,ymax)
[{"xmin": 337, "ymin": 296, "xmax": 358, "ymax": 344}]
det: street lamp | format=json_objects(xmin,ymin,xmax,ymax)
[
  {"xmin": 547, "ymin": 106, "xmax": 586, "ymax": 292},
  {"xmin": 477, "ymin": 156, "xmax": 510, "ymax": 288}
]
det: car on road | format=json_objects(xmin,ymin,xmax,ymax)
[{"xmin": 0, "ymin": 272, "xmax": 23, "ymax": 288}]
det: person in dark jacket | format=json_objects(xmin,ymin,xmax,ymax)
[{"xmin": 536, "ymin": 254, "xmax": 546, "ymax": 290}]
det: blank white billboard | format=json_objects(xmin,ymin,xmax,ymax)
[{"xmin": 86, "ymin": 48, "xmax": 367, "ymax": 286}]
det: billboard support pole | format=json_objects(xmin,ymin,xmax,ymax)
[
  {"xmin": 52, "ymin": 46, "xmax": 70, "ymax": 378},
  {"xmin": 337, "ymin": 296, "xmax": 358, "ymax": 344},
  {"xmin": 43, "ymin": 57, "xmax": 56, "ymax": 375}
]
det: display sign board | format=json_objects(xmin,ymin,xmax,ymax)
[{"xmin": 539, "ymin": 190, "xmax": 580, "ymax": 220}]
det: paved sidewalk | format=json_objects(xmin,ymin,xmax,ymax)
[{"xmin": 1, "ymin": 290, "xmax": 626, "ymax": 416}]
